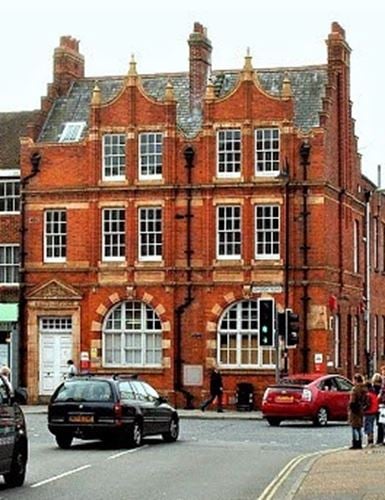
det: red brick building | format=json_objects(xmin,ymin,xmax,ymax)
[
  {"xmin": 0, "ymin": 111, "xmax": 37, "ymax": 387},
  {"xmin": 19, "ymin": 22, "xmax": 385, "ymax": 405}
]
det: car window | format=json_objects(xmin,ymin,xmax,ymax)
[
  {"xmin": 280, "ymin": 378, "xmax": 313, "ymax": 386},
  {"xmin": 53, "ymin": 380, "xmax": 113, "ymax": 402},
  {"xmin": 319, "ymin": 378, "xmax": 338, "ymax": 391},
  {"xmin": 335, "ymin": 377, "xmax": 353, "ymax": 392},
  {"xmin": 130, "ymin": 381, "xmax": 149, "ymax": 402},
  {"xmin": 118, "ymin": 381, "xmax": 136, "ymax": 400},
  {"xmin": 141, "ymin": 382, "xmax": 159, "ymax": 402}
]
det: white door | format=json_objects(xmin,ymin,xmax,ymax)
[{"xmin": 39, "ymin": 333, "xmax": 72, "ymax": 396}]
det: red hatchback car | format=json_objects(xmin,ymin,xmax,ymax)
[{"xmin": 262, "ymin": 373, "xmax": 353, "ymax": 426}]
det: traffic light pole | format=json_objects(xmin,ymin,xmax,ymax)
[{"xmin": 275, "ymin": 312, "xmax": 280, "ymax": 383}]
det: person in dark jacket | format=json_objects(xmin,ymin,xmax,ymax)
[
  {"xmin": 201, "ymin": 367, "xmax": 223, "ymax": 412},
  {"xmin": 348, "ymin": 373, "xmax": 367, "ymax": 449},
  {"xmin": 372, "ymin": 372, "xmax": 384, "ymax": 445}
]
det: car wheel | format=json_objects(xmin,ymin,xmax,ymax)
[
  {"xmin": 266, "ymin": 418, "xmax": 281, "ymax": 426},
  {"xmin": 55, "ymin": 433, "xmax": 73, "ymax": 449},
  {"xmin": 313, "ymin": 407, "xmax": 328, "ymax": 426},
  {"xmin": 3, "ymin": 445, "xmax": 27, "ymax": 487},
  {"xmin": 162, "ymin": 416, "xmax": 179, "ymax": 442},
  {"xmin": 130, "ymin": 420, "xmax": 143, "ymax": 448}
]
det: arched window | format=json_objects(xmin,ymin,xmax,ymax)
[
  {"xmin": 218, "ymin": 300, "xmax": 275, "ymax": 368},
  {"xmin": 103, "ymin": 301, "xmax": 162, "ymax": 367}
]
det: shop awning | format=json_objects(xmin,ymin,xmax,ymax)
[{"xmin": 0, "ymin": 303, "xmax": 18, "ymax": 322}]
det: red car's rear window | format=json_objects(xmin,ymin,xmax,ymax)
[{"xmin": 280, "ymin": 378, "xmax": 313, "ymax": 386}]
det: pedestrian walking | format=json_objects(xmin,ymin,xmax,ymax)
[
  {"xmin": 372, "ymin": 372, "xmax": 384, "ymax": 445},
  {"xmin": 348, "ymin": 373, "xmax": 367, "ymax": 449},
  {"xmin": 363, "ymin": 381, "xmax": 379, "ymax": 447},
  {"xmin": 66, "ymin": 359, "xmax": 77, "ymax": 378},
  {"xmin": 200, "ymin": 366, "xmax": 223, "ymax": 412}
]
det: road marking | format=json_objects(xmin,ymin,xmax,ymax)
[
  {"xmin": 257, "ymin": 454, "xmax": 311, "ymax": 500},
  {"xmin": 31, "ymin": 465, "xmax": 91, "ymax": 488},
  {"xmin": 257, "ymin": 447, "xmax": 345, "ymax": 500},
  {"xmin": 107, "ymin": 444, "xmax": 149, "ymax": 460}
]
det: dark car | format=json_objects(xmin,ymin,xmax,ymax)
[
  {"xmin": 261, "ymin": 373, "xmax": 353, "ymax": 426},
  {"xmin": 48, "ymin": 375, "xmax": 179, "ymax": 449},
  {"xmin": 0, "ymin": 375, "xmax": 28, "ymax": 487}
]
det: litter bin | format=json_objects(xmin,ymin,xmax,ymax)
[{"xmin": 236, "ymin": 383, "xmax": 254, "ymax": 411}]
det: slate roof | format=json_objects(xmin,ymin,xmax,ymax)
[
  {"xmin": 0, "ymin": 111, "xmax": 39, "ymax": 169},
  {"xmin": 38, "ymin": 65, "xmax": 328, "ymax": 143}
]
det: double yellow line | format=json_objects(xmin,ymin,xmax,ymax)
[{"xmin": 257, "ymin": 447, "xmax": 344, "ymax": 500}]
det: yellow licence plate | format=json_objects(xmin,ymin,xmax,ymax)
[
  {"xmin": 275, "ymin": 395, "xmax": 294, "ymax": 403},
  {"xmin": 69, "ymin": 415, "xmax": 94, "ymax": 423}
]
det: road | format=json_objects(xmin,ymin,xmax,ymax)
[{"xmin": 0, "ymin": 414, "xmax": 351, "ymax": 500}]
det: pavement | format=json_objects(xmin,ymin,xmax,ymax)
[{"xmin": 23, "ymin": 405, "xmax": 385, "ymax": 499}]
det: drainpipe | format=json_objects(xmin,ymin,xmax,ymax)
[
  {"xmin": 19, "ymin": 151, "xmax": 42, "ymax": 389},
  {"xmin": 174, "ymin": 146, "xmax": 195, "ymax": 408},
  {"xmin": 364, "ymin": 189, "xmax": 372, "ymax": 375},
  {"xmin": 284, "ymin": 158, "xmax": 290, "ymax": 309},
  {"xmin": 282, "ymin": 158, "xmax": 290, "ymax": 377},
  {"xmin": 299, "ymin": 141, "xmax": 311, "ymax": 373}
]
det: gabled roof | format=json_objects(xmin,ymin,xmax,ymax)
[
  {"xmin": 38, "ymin": 65, "xmax": 327, "ymax": 143},
  {"xmin": 0, "ymin": 111, "xmax": 39, "ymax": 169}
]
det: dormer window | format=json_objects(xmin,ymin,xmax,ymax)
[{"xmin": 59, "ymin": 122, "xmax": 86, "ymax": 143}]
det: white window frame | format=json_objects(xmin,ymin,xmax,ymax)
[
  {"xmin": 353, "ymin": 219, "xmax": 359, "ymax": 273},
  {"xmin": 44, "ymin": 210, "xmax": 67, "ymax": 263},
  {"xmin": 0, "ymin": 179, "xmax": 20, "ymax": 214},
  {"xmin": 0, "ymin": 245, "xmax": 20, "ymax": 285},
  {"xmin": 255, "ymin": 204, "xmax": 280, "ymax": 260},
  {"xmin": 138, "ymin": 207, "xmax": 162, "ymax": 261},
  {"xmin": 139, "ymin": 132, "xmax": 163, "ymax": 180},
  {"xmin": 217, "ymin": 129, "xmax": 241, "ymax": 178},
  {"xmin": 40, "ymin": 317, "xmax": 72, "ymax": 332},
  {"xmin": 216, "ymin": 205, "xmax": 241, "ymax": 260},
  {"xmin": 218, "ymin": 300, "xmax": 275, "ymax": 368},
  {"xmin": 102, "ymin": 301, "xmax": 162, "ymax": 367},
  {"xmin": 255, "ymin": 128, "xmax": 280, "ymax": 176},
  {"xmin": 59, "ymin": 121, "xmax": 86, "ymax": 143},
  {"xmin": 102, "ymin": 134, "xmax": 126, "ymax": 180},
  {"xmin": 102, "ymin": 208, "xmax": 126, "ymax": 262}
]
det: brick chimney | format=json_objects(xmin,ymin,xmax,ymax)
[
  {"xmin": 188, "ymin": 22, "xmax": 212, "ymax": 113},
  {"xmin": 53, "ymin": 36, "xmax": 84, "ymax": 96},
  {"xmin": 327, "ymin": 22, "xmax": 350, "ymax": 69}
]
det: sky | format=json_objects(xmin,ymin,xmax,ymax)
[{"xmin": 1, "ymin": 0, "xmax": 384, "ymax": 185}]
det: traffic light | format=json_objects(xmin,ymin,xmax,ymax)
[
  {"xmin": 286, "ymin": 309, "xmax": 300, "ymax": 347},
  {"xmin": 258, "ymin": 298, "xmax": 275, "ymax": 347}
]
